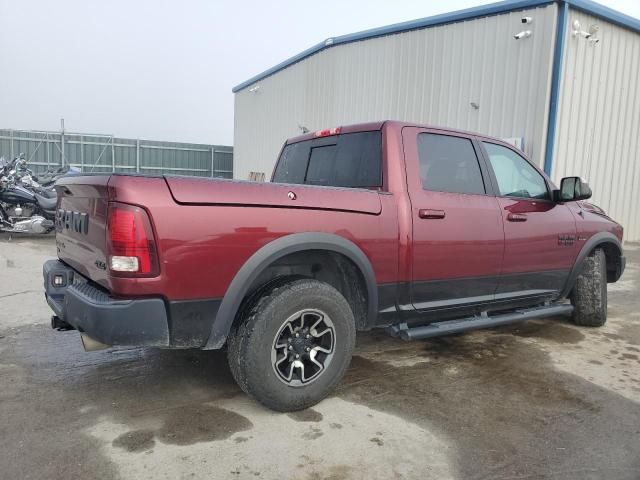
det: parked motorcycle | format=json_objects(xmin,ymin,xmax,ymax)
[
  {"xmin": 34, "ymin": 165, "xmax": 81, "ymax": 187},
  {"xmin": 0, "ymin": 156, "xmax": 57, "ymax": 234}
]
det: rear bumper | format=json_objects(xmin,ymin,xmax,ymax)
[{"xmin": 44, "ymin": 259, "xmax": 170, "ymax": 347}]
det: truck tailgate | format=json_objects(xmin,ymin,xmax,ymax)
[{"xmin": 55, "ymin": 175, "xmax": 111, "ymax": 289}]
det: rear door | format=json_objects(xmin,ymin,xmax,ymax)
[
  {"xmin": 479, "ymin": 141, "xmax": 578, "ymax": 297},
  {"xmin": 402, "ymin": 127, "xmax": 504, "ymax": 311}
]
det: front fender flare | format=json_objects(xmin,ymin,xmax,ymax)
[
  {"xmin": 559, "ymin": 231, "xmax": 623, "ymax": 299},
  {"xmin": 204, "ymin": 232, "xmax": 378, "ymax": 349}
]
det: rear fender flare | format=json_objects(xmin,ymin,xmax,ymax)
[
  {"xmin": 559, "ymin": 231, "xmax": 623, "ymax": 299},
  {"xmin": 204, "ymin": 232, "xmax": 378, "ymax": 349}
]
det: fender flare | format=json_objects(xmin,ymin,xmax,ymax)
[
  {"xmin": 559, "ymin": 231, "xmax": 623, "ymax": 299},
  {"xmin": 204, "ymin": 232, "xmax": 378, "ymax": 349}
]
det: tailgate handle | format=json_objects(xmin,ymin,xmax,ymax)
[
  {"xmin": 507, "ymin": 213, "xmax": 527, "ymax": 222},
  {"xmin": 419, "ymin": 209, "xmax": 446, "ymax": 219}
]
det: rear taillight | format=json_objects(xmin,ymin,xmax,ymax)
[{"xmin": 107, "ymin": 202, "xmax": 159, "ymax": 276}]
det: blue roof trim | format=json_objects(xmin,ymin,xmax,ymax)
[
  {"xmin": 544, "ymin": 1, "xmax": 569, "ymax": 176},
  {"xmin": 232, "ymin": 0, "xmax": 640, "ymax": 93}
]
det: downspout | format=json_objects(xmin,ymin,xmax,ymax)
[{"xmin": 543, "ymin": 1, "xmax": 569, "ymax": 176}]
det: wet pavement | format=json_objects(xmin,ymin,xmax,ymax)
[{"xmin": 1, "ymin": 234, "xmax": 639, "ymax": 479}]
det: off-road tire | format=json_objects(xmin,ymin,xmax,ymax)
[
  {"xmin": 570, "ymin": 248, "xmax": 607, "ymax": 327},
  {"xmin": 227, "ymin": 278, "xmax": 356, "ymax": 412}
]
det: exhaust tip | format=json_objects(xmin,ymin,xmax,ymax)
[{"xmin": 80, "ymin": 333, "xmax": 110, "ymax": 352}]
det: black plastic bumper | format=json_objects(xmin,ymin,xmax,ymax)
[{"xmin": 43, "ymin": 259, "xmax": 170, "ymax": 347}]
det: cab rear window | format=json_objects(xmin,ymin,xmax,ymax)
[{"xmin": 272, "ymin": 131, "xmax": 382, "ymax": 188}]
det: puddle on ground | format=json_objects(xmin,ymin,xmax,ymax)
[
  {"xmin": 301, "ymin": 426, "xmax": 324, "ymax": 440},
  {"xmin": 157, "ymin": 404, "xmax": 252, "ymax": 445},
  {"xmin": 112, "ymin": 429, "xmax": 155, "ymax": 453},
  {"xmin": 113, "ymin": 404, "xmax": 253, "ymax": 450}
]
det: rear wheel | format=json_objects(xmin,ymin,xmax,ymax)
[
  {"xmin": 570, "ymin": 248, "xmax": 607, "ymax": 327},
  {"xmin": 227, "ymin": 278, "xmax": 356, "ymax": 412}
]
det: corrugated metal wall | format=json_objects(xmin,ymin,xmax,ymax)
[
  {"xmin": 234, "ymin": 4, "xmax": 558, "ymax": 180},
  {"xmin": 553, "ymin": 10, "xmax": 640, "ymax": 242},
  {"xmin": 0, "ymin": 129, "xmax": 233, "ymax": 178}
]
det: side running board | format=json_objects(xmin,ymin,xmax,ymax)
[{"xmin": 388, "ymin": 303, "xmax": 574, "ymax": 341}]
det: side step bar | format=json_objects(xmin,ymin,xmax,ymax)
[{"xmin": 389, "ymin": 303, "xmax": 574, "ymax": 341}]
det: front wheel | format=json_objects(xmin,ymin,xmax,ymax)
[
  {"xmin": 571, "ymin": 248, "xmax": 608, "ymax": 327},
  {"xmin": 227, "ymin": 279, "xmax": 356, "ymax": 412}
]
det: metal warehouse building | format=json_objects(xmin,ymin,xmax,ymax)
[{"xmin": 232, "ymin": 0, "xmax": 640, "ymax": 241}]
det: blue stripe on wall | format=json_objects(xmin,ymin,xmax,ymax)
[{"xmin": 543, "ymin": 1, "xmax": 569, "ymax": 176}]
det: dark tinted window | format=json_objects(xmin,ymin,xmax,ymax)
[
  {"xmin": 272, "ymin": 141, "xmax": 310, "ymax": 184},
  {"xmin": 483, "ymin": 142, "xmax": 549, "ymax": 200},
  {"xmin": 417, "ymin": 133, "xmax": 485, "ymax": 195},
  {"xmin": 306, "ymin": 145, "xmax": 338, "ymax": 185},
  {"xmin": 273, "ymin": 131, "xmax": 382, "ymax": 188}
]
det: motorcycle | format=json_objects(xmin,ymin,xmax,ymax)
[
  {"xmin": 0, "ymin": 156, "xmax": 57, "ymax": 234},
  {"xmin": 33, "ymin": 164, "xmax": 81, "ymax": 187}
]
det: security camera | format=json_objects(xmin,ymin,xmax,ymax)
[
  {"xmin": 573, "ymin": 30, "xmax": 591, "ymax": 38},
  {"xmin": 521, "ymin": 16, "xmax": 533, "ymax": 24},
  {"xmin": 572, "ymin": 20, "xmax": 599, "ymax": 39},
  {"xmin": 514, "ymin": 30, "xmax": 532, "ymax": 40}
]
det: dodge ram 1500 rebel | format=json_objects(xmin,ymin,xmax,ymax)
[{"xmin": 44, "ymin": 121, "xmax": 625, "ymax": 411}]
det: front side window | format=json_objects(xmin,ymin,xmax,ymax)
[
  {"xmin": 483, "ymin": 142, "xmax": 549, "ymax": 200},
  {"xmin": 417, "ymin": 133, "xmax": 486, "ymax": 195}
]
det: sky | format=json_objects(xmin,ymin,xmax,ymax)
[{"xmin": 1, "ymin": 0, "xmax": 639, "ymax": 146}]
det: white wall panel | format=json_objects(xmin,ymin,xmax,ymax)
[
  {"xmin": 234, "ymin": 4, "xmax": 558, "ymax": 181},
  {"xmin": 553, "ymin": 9, "xmax": 640, "ymax": 241}
]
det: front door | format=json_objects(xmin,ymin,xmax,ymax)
[
  {"xmin": 479, "ymin": 141, "xmax": 578, "ymax": 297},
  {"xmin": 402, "ymin": 128, "xmax": 504, "ymax": 311}
]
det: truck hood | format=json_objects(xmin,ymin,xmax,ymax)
[{"xmin": 164, "ymin": 177, "xmax": 382, "ymax": 215}]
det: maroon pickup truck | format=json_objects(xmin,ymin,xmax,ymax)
[{"xmin": 44, "ymin": 121, "xmax": 625, "ymax": 411}]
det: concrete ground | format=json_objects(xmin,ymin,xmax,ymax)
[{"xmin": 1, "ymin": 234, "xmax": 639, "ymax": 480}]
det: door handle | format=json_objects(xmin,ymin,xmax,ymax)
[
  {"xmin": 419, "ymin": 209, "xmax": 446, "ymax": 219},
  {"xmin": 507, "ymin": 213, "xmax": 527, "ymax": 222}
]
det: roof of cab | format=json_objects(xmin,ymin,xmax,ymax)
[{"xmin": 286, "ymin": 120, "xmax": 500, "ymax": 144}]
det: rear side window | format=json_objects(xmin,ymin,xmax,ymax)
[
  {"xmin": 417, "ymin": 133, "xmax": 486, "ymax": 195},
  {"xmin": 273, "ymin": 141, "xmax": 309, "ymax": 184},
  {"xmin": 273, "ymin": 131, "xmax": 382, "ymax": 188}
]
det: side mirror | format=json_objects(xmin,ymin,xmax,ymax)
[{"xmin": 556, "ymin": 176, "xmax": 592, "ymax": 202}]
